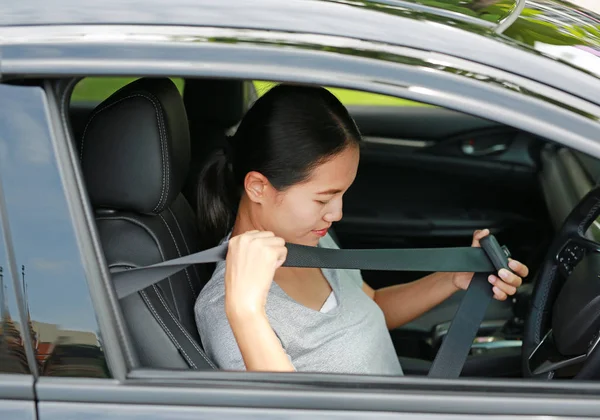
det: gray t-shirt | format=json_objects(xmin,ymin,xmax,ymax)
[{"xmin": 194, "ymin": 233, "xmax": 403, "ymax": 375}]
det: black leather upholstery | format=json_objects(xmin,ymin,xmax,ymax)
[
  {"xmin": 182, "ymin": 79, "xmax": 249, "ymax": 216},
  {"xmin": 81, "ymin": 78, "xmax": 190, "ymax": 214},
  {"xmin": 80, "ymin": 77, "xmax": 215, "ymax": 370}
]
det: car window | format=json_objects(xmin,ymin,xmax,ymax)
[
  {"xmin": 0, "ymin": 83, "xmax": 110, "ymax": 378},
  {"xmin": 71, "ymin": 78, "xmax": 426, "ymax": 107}
]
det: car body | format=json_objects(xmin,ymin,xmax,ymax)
[{"xmin": 2, "ymin": 0, "xmax": 600, "ymax": 418}]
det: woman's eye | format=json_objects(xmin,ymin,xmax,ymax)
[{"xmin": 316, "ymin": 200, "xmax": 330, "ymax": 205}]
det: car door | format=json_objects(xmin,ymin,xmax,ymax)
[
  {"xmin": 0, "ymin": 84, "xmax": 39, "ymax": 420},
  {"xmin": 0, "ymin": 81, "xmax": 117, "ymax": 419}
]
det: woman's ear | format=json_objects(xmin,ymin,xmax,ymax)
[{"xmin": 244, "ymin": 171, "xmax": 271, "ymax": 203}]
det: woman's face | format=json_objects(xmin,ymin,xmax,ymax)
[{"xmin": 248, "ymin": 145, "xmax": 360, "ymax": 246}]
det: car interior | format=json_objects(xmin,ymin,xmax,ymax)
[{"xmin": 66, "ymin": 75, "xmax": 598, "ymax": 378}]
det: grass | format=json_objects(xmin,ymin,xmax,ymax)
[{"xmin": 71, "ymin": 77, "xmax": 428, "ymax": 107}]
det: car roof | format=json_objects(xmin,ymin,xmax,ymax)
[
  {"xmin": 1, "ymin": 0, "xmax": 505, "ymax": 28},
  {"xmin": 2, "ymin": 0, "xmax": 596, "ymax": 29},
  {"xmin": 2, "ymin": 0, "xmax": 599, "ymax": 80}
]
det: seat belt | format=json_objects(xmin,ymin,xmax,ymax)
[
  {"xmin": 428, "ymin": 236, "xmax": 511, "ymax": 378},
  {"xmin": 111, "ymin": 235, "xmax": 510, "ymax": 378},
  {"xmin": 427, "ymin": 272, "xmax": 494, "ymax": 378},
  {"xmin": 113, "ymin": 243, "xmax": 498, "ymax": 299}
]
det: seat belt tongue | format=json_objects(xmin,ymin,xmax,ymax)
[
  {"xmin": 480, "ymin": 235, "xmax": 512, "ymax": 273},
  {"xmin": 428, "ymin": 235, "xmax": 512, "ymax": 379}
]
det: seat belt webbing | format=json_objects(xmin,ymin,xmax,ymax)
[
  {"xmin": 112, "ymin": 243, "xmax": 496, "ymax": 299},
  {"xmin": 427, "ymin": 271, "xmax": 493, "ymax": 378},
  {"xmin": 429, "ymin": 235, "xmax": 510, "ymax": 378}
]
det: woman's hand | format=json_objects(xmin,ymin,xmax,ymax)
[
  {"xmin": 452, "ymin": 229, "xmax": 529, "ymax": 301},
  {"xmin": 224, "ymin": 230, "xmax": 288, "ymax": 317},
  {"xmin": 223, "ymin": 230, "xmax": 295, "ymax": 372}
]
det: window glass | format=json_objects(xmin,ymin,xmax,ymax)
[
  {"xmin": 0, "ymin": 83, "xmax": 110, "ymax": 378},
  {"xmin": 71, "ymin": 77, "xmax": 425, "ymax": 107}
]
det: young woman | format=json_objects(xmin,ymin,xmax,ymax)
[{"xmin": 194, "ymin": 85, "xmax": 528, "ymax": 375}]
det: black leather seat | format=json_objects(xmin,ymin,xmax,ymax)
[
  {"xmin": 79, "ymin": 77, "xmax": 215, "ymax": 370},
  {"xmin": 181, "ymin": 79, "xmax": 253, "ymax": 224}
]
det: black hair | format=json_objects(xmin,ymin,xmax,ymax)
[{"xmin": 196, "ymin": 84, "xmax": 361, "ymax": 247}]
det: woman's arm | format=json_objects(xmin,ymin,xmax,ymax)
[
  {"xmin": 225, "ymin": 230, "xmax": 294, "ymax": 372},
  {"xmin": 362, "ymin": 272, "xmax": 459, "ymax": 329},
  {"xmin": 363, "ymin": 229, "xmax": 528, "ymax": 330}
]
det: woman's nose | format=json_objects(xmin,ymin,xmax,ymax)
[{"xmin": 324, "ymin": 204, "xmax": 343, "ymax": 223}]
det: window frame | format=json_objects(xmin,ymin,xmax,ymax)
[
  {"xmin": 14, "ymin": 23, "xmax": 600, "ymax": 416},
  {"xmin": 0, "ymin": 81, "xmax": 115, "ymax": 385}
]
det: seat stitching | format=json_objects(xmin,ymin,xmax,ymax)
[
  {"xmin": 154, "ymin": 285, "xmax": 216, "ymax": 369},
  {"xmin": 141, "ymin": 290, "xmax": 197, "ymax": 369},
  {"xmin": 142, "ymin": 92, "xmax": 168, "ymax": 213},
  {"xmin": 145, "ymin": 91, "xmax": 169, "ymax": 213},
  {"xmin": 158, "ymin": 213, "xmax": 193, "ymax": 316},
  {"xmin": 97, "ymin": 214, "xmax": 181, "ymax": 318},
  {"xmin": 167, "ymin": 207, "xmax": 198, "ymax": 295},
  {"xmin": 79, "ymin": 93, "xmax": 167, "ymax": 213}
]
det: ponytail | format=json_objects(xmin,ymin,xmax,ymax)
[{"xmin": 196, "ymin": 143, "xmax": 238, "ymax": 248}]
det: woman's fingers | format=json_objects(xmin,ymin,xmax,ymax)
[
  {"xmin": 471, "ymin": 228, "xmax": 490, "ymax": 247},
  {"xmin": 492, "ymin": 285, "xmax": 508, "ymax": 301},
  {"xmin": 508, "ymin": 258, "xmax": 529, "ymax": 278},
  {"xmin": 490, "ymin": 273, "xmax": 516, "ymax": 293}
]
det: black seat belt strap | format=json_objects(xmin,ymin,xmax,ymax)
[
  {"xmin": 428, "ymin": 235, "xmax": 512, "ymax": 378},
  {"xmin": 112, "ymin": 243, "xmax": 495, "ymax": 299}
]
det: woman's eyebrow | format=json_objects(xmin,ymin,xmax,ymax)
[{"xmin": 316, "ymin": 188, "xmax": 342, "ymax": 195}]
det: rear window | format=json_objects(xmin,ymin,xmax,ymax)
[
  {"xmin": 72, "ymin": 77, "xmax": 185, "ymax": 103},
  {"xmin": 71, "ymin": 77, "xmax": 429, "ymax": 107},
  {"xmin": 254, "ymin": 81, "xmax": 430, "ymax": 107}
]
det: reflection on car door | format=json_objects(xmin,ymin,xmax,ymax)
[{"xmin": 0, "ymin": 83, "xmax": 39, "ymax": 419}]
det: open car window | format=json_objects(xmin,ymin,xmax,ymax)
[{"xmin": 63, "ymin": 74, "xmax": 552, "ymax": 381}]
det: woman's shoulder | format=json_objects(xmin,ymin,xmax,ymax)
[{"xmin": 196, "ymin": 232, "xmax": 231, "ymax": 309}]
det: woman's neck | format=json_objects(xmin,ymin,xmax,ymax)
[{"xmin": 231, "ymin": 195, "xmax": 265, "ymax": 238}]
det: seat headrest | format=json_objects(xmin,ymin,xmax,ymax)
[
  {"xmin": 80, "ymin": 78, "xmax": 190, "ymax": 215},
  {"xmin": 183, "ymin": 79, "xmax": 246, "ymax": 128}
]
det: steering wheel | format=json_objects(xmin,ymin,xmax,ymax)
[{"xmin": 523, "ymin": 185, "xmax": 600, "ymax": 379}]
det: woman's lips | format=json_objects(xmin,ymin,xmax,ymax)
[{"xmin": 313, "ymin": 228, "xmax": 329, "ymax": 237}]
